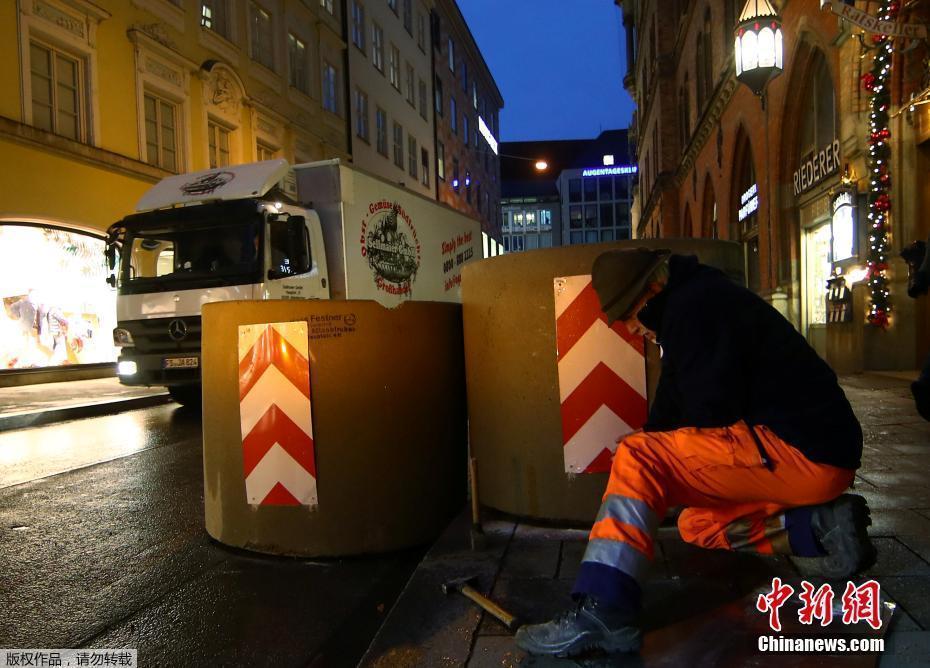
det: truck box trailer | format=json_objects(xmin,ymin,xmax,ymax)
[{"xmin": 105, "ymin": 159, "xmax": 482, "ymax": 405}]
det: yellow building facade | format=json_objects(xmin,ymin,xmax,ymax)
[{"xmin": 0, "ymin": 0, "xmax": 349, "ymax": 375}]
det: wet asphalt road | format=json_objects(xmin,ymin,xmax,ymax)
[{"xmin": 0, "ymin": 405, "xmax": 423, "ymax": 667}]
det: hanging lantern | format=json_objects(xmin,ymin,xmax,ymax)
[{"xmin": 734, "ymin": 0, "xmax": 784, "ymax": 96}]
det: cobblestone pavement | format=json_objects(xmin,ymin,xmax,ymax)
[{"xmin": 362, "ymin": 374, "xmax": 930, "ymax": 667}]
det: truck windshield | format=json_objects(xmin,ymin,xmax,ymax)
[{"xmin": 120, "ymin": 215, "xmax": 263, "ymax": 293}]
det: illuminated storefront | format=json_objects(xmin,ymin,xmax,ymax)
[{"xmin": 0, "ymin": 224, "xmax": 118, "ymax": 370}]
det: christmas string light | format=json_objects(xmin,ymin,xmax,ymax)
[{"xmin": 859, "ymin": 0, "xmax": 897, "ymax": 329}]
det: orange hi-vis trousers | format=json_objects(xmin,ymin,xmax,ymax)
[{"xmin": 572, "ymin": 421, "xmax": 855, "ymax": 609}]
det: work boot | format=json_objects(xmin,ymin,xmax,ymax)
[
  {"xmin": 811, "ymin": 494, "xmax": 877, "ymax": 579},
  {"xmin": 514, "ymin": 595, "xmax": 641, "ymax": 657}
]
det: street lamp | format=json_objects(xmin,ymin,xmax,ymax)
[
  {"xmin": 734, "ymin": 0, "xmax": 784, "ymax": 98},
  {"xmin": 534, "ymin": 160, "xmax": 549, "ymax": 171}
]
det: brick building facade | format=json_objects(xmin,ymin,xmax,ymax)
[
  {"xmin": 431, "ymin": 0, "xmax": 504, "ymax": 239},
  {"xmin": 620, "ymin": 0, "xmax": 930, "ymax": 373}
]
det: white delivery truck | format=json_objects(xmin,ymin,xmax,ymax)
[{"xmin": 105, "ymin": 159, "xmax": 481, "ymax": 406}]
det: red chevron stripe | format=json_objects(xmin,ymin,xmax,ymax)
[
  {"xmin": 560, "ymin": 362, "xmax": 647, "ymax": 445},
  {"xmin": 584, "ymin": 447, "xmax": 616, "ymax": 474},
  {"xmin": 239, "ymin": 326, "xmax": 310, "ymax": 402},
  {"xmin": 261, "ymin": 482, "xmax": 301, "ymax": 506},
  {"xmin": 556, "ymin": 283, "xmax": 644, "ymax": 360},
  {"xmin": 242, "ymin": 403, "xmax": 316, "ymax": 478}
]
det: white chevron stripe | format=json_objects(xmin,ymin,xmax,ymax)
[
  {"xmin": 272, "ymin": 321, "xmax": 309, "ymax": 357},
  {"xmin": 245, "ymin": 442, "xmax": 318, "ymax": 505},
  {"xmin": 563, "ymin": 404, "xmax": 632, "ymax": 474},
  {"xmin": 553, "ymin": 275, "xmax": 592, "ymax": 319},
  {"xmin": 557, "ymin": 319, "xmax": 647, "ymax": 401},
  {"xmin": 239, "ymin": 364, "xmax": 312, "ymax": 438},
  {"xmin": 238, "ymin": 321, "xmax": 308, "ymax": 362}
]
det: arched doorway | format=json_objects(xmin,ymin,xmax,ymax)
[
  {"xmin": 682, "ymin": 205, "xmax": 693, "ymax": 238},
  {"xmin": 781, "ymin": 47, "xmax": 841, "ymax": 345},
  {"xmin": 702, "ymin": 175, "xmax": 718, "ymax": 240},
  {"xmin": 732, "ymin": 130, "xmax": 760, "ymax": 292}
]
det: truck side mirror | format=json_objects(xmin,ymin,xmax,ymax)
[
  {"xmin": 105, "ymin": 245, "xmax": 116, "ymax": 271},
  {"xmin": 106, "ymin": 274, "xmax": 116, "ymax": 287}
]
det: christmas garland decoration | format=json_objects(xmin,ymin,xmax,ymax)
[{"xmin": 861, "ymin": 0, "xmax": 899, "ymax": 329}]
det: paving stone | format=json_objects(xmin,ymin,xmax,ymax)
[
  {"xmin": 880, "ymin": 577, "xmax": 930, "ymax": 631},
  {"xmin": 791, "ymin": 538, "xmax": 930, "ymax": 579},
  {"xmin": 502, "ymin": 538, "xmax": 562, "ymax": 580},
  {"xmin": 897, "ymin": 533, "xmax": 930, "ymax": 565},
  {"xmin": 480, "ymin": 577, "xmax": 574, "ymax": 636},
  {"xmin": 880, "ymin": 630, "xmax": 930, "ymax": 666},
  {"xmin": 867, "ymin": 510, "xmax": 930, "ymax": 538},
  {"xmin": 856, "ymin": 471, "xmax": 930, "ymax": 488},
  {"xmin": 558, "ymin": 540, "xmax": 587, "ymax": 582},
  {"xmin": 514, "ymin": 524, "xmax": 589, "ymax": 542},
  {"xmin": 886, "ymin": 444, "xmax": 930, "ymax": 455},
  {"xmin": 857, "ymin": 487, "xmax": 930, "ymax": 510}
]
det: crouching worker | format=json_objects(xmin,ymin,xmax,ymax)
[{"xmin": 516, "ymin": 249, "xmax": 876, "ymax": 658}]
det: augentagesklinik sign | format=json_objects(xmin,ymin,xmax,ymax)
[{"xmin": 793, "ymin": 139, "xmax": 840, "ymax": 197}]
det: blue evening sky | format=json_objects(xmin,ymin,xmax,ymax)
[{"xmin": 457, "ymin": 0, "xmax": 636, "ymax": 142}]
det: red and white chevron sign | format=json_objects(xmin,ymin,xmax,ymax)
[
  {"xmin": 554, "ymin": 276, "xmax": 648, "ymax": 474},
  {"xmin": 238, "ymin": 321, "xmax": 318, "ymax": 506}
]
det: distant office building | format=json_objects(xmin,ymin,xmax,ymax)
[
  {"xmin": 431, "ymin": 0, "xmax": 504, "ymax": 238},
  {"xmin": 500, "ymin": 130, "xmax": 635, "ymax": 253},
  {"xmin": 346, "ymin": 0, "xmax": 435, "ymax": 198}
]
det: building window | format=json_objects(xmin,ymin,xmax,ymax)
[
  {"xmin": 583, "ymin": 177, "xmax": 596, "ymax": 201},
  {"xmin": 417, "ymin": 12, "xmax": 426, "ymax": 51},
  {"xmin": 403, "ymin": 0, "xmax": 413, "ymax": 33},
  {"xmin": 569, "ymin": 205, "xmax": 582, "ymax": 229},
  {"xmin": 376, "ymin": 107, "xmax": 387, "ymax": 155},
  {"xmin": 434, "ymin": 76, "xmax": 443, "ymax": 115},
  {"xmin": 418, "ymin": 78, "xmax": 427, "ymax": 119},
  {"xmin": 201, "ymin": 0, "xmax": 230, "ymax": 38},
  {"xmin": 461, "ymin": 60, "xmax": 468, "ymax": 93},
  {"xmin": 29, "ymin": 42, "xmax": 84, "ymax": 141},
  {"xmin": 354, "ymin": 88, "xmax": 369, "ymax": 141},
  {"xmin": 450, "ymin": 97, "xmax": 457, "ymax": 133},
  {"xmin": 320, "ymin": 0, "xmax": 334, "ymax": 14},
  {"xmin": 322, "ymin": 62, "xmax": 338, "ymax": 113},
  {"xmin": 438, "ymin": 141, "xmax": 445, "ymax": 180},
  {"xmin": 447, "ymin": 36, "xmax": 454, "ymax": 71},
  {"xmin": 405, "ymin": 62, "xmax": 415, "ymax": 106},
  {"xmin": 408, "ymin": 135, "xmax": 417, "ymax": 179},
  {"xmin": 421, "ymin": 147, "xmax": 429, "ymax": 186},
  {"xmin": 568, "ymin": 178, "xmax": 582, "ymax": 203},
  {"xmin": 393, "ymin": 122, "xmax": 404, "ymax": 168},
  {"xmin": 352, "ymin": 1, "xmax": 366, "ymax": 52},
  {"xmin": 257, "ymin": 142, "xmax": 276, "ymax": 161},
  {"xmin": 388, "ymin": 0, "xmax": 397, "ymax": 14},
  {"xmin": 288, "ymin": 34, "xmax": 309, "ymax": 93},
  {"xmin": 250, "ymin": 3, "xmax": 274, "ymax": 71},
  {"xmin": 372, "ymin": 24, "xmax": 384, "ymax": 72},
  {"xmin": 208, "ymin": 121, "xmax": 230, "ymax": 167},
  {"xmin": 463, "ymin": 116, "xmax": 469, "ymax": 148},
  {"xmin": 143, "ymin": 92, "xmax": 178, "ymax": 172},
  {"xmin": 389, "ymin": 44, "xmax": 400, "ymax": 89},
  {"xmin": 472, "ymin": 82, "xmax": 478, "ymax": 109},
  {"xmin": 452, "ymin": 157, "xmax": 459, "ymax": 191}
]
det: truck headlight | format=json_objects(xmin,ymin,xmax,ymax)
[
  {"xmin": 113, "ymin": 328, "xmax": 134, "ymax": 346},
  {"xmin": 117, "ymin": 361, "xmax": 137, "ymax": 376}
]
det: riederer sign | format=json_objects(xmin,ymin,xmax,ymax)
[
  {"xmin": 360, "ymin": 200, "xmax": 421, "ymax": 297},
  {"xmin": 793, "ymin": 139, "xmax": 840, "ymax": 197}
]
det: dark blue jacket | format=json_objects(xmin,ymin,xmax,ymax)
[{"xmin": 637, "ymin": 255, "xmax": 862, "ymax": 470}]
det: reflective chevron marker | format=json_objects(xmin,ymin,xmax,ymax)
[
  {"xmin": 554, "ymin": 276, "xmax": 648, "ymax": 474},
  {"xmin": 238, "ymin": 321, "xmax": 318, "ymax": 506}
]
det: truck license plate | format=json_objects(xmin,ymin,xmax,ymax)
[{"xmin": 163, "ymin": 356, "xmax": 199, "ymax": 369}]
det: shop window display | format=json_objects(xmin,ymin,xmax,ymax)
[{"xmin": 0, "ymin": 225, "xmax": 118, "ymax": 369}]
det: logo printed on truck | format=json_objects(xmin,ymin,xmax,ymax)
[
  {"xmin": 360, "ymin": 201, "xmax": 421, "ymax": 297},
  {"xmin": 180, "ymin": 171, "xmax": 236, "ymax": 196}
]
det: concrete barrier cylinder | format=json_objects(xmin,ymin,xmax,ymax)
[
  {"xmin": 462, "ymin": 240, "xmax": 745, "ymax": 523},
  {"xmin": 202, "ymin": 299, "xmax": 467, "ymax": 556}
]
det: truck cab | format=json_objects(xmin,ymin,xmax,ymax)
[{"xmin": 106, "ymin": 160, "xmax": 327, "ymax": 406}]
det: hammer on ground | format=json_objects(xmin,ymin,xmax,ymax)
[{"xmin": 441, "ymin": 575, "xmax": 520, "ymax": 631}]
